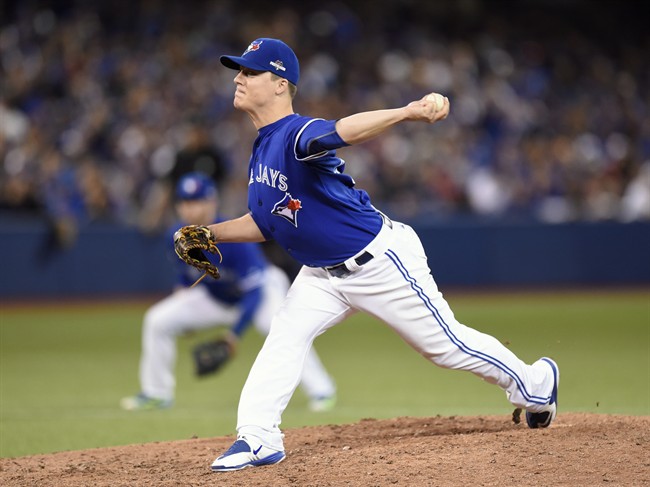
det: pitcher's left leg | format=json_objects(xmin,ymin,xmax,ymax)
[
  {"xmin": 253, "ymin": 266, "xmax": 337, "ymax": 409},
  {"xmin": 212, "ymin": 266, "xmax": 354, "ymax": 471},
  {"xmin": 236, "ymin": 267, "xmax": 352, "ymax": 447}
]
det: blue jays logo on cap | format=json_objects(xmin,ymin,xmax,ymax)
[
  {"xmin": 220, "ymin": 38, "xmax": 300, "ymax": 86},
  {"xmin": 243, "ymin": 40, "xmax": 263, "ymax": 55},
  {"xmin": 176, "ymin": 172, "xmax": 217, "ymax": 200}
]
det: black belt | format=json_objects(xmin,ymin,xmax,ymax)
[
  {"xmin": 325, "ymin": 251, "xmax": 374, "ymax": 278},
  {"xmin": 324, "ymin": 214, "xmax": 392, "ymax": 278}
]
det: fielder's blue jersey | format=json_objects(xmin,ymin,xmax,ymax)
[
  {"xmin": 247, "ymin": 114, "xmax": 382, "ymax": 267},
  {"xmin": 169, "ymin": 218, "xmax": 267, "ymax": 336}
]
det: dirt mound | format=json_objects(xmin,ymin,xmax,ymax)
[{"xmin": 1, "ymin": 413, "xmax": 647, "ymax": 486}]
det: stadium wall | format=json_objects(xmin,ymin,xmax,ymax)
[{"xmin": 1, "ymin": 220, "xmax": 648, "ymax": 298}]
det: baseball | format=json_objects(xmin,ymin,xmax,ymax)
[{"xmin": 425, "ymin": 93, "xmax": 445, "ymax": 111}]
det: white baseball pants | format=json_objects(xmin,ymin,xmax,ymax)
[
  {"xmin": 138, "ymin": 265, "xmax": 336, "ymax": 401},
  {"xmin": 237, "ymin": 221, "xmax": 556, "ymax": 451}
]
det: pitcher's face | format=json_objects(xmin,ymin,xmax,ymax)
[{"xmin": 233, "ymin": 68, "xmax": 280, "ymax": 111}]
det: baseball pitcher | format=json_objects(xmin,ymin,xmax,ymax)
[{"xmin": 173, "ymin": 39, "xmax": 559, "ymax": 472}]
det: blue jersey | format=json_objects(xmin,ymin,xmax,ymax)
[
  {"xmin": 247, "ymin": 114, "xmax": 382, "ymax": 267},
  {"xmin": 169, "ymin": 218, "xmax": 267, "ymax": 337}
]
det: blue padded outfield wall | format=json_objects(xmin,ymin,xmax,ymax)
[
  {"xmin": 0, "ymin": 220, "xmax": 176, "ymax": 298},
  {"xmin": 415, "ymin": 220, "xmax": 650, "ymax": 287},
  {"xmin": 1, "ymin": 219, "xmax": 649, "ymax": 298}
]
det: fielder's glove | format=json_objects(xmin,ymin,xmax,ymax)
[
  {"xmin": 193, "ymin": 338, "xmax": 233, "ymax": 376},
  {"xmin": 173, "ymin": 225, "xmax": 222, "ymax": 281}
]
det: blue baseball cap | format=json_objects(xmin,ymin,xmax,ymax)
[
  {"xmin": 220, "ymin": 38, "xmax": 300, "ymax": 86},
  {"xmin": 175, "ymin": 172, "xmax": 218, "ymax": 200}
]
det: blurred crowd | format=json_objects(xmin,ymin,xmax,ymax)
[{"xmin": 1, "ymin": 0, "xmax": 649, "ymax": 249}]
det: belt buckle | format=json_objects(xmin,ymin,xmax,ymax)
[
  {"xmin": 326, "ymin": 263, "xmax": 349, "ymax": 278},
  {"xmin": 325, "ymin": 251, "xmax": 373, "ymax": 278}
]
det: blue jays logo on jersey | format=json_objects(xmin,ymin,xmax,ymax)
[
  {"xmin": 272, "ymin": 193, "xmax": 302, "ymax": 227},
  {"xmin": 243, "ymin": 40, "xmax": 263, "ymax": 56}
]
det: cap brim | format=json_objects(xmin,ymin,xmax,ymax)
[{"xmin": 220, "ymin": 55, "xmax": 266, "ymax": 72}]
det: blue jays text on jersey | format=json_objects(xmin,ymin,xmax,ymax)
[
  {"xmin": 247, "ymin": 114, "xmax": 383, "ymax": 268},
  {"xmin": 250, "ymin": 164, "xmax": 288, "ymax": 192}
]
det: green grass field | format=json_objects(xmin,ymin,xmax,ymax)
[{"xmin": 1, "ymin": 289, "xmax": 648, "ymax": 458}]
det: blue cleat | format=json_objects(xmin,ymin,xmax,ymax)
[
  {"xmin": 526, "ymin": 357, "xmax": 559, "ymax": 428},
  {"xmin": 211, "ymin": 436, "xmax": 286, "ymax": 471}
]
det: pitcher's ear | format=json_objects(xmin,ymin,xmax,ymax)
[{"xmin": 276, "ymin": 78, "xmax": 289, "ymax": 95}]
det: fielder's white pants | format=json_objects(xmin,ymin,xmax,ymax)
[
  {"xmin": 237, "ymin": 221, "xmax": 556, "ymax": 451},
  {"xmin": 139, "ymin": 265, "xmax": 336, "ymax": 401}
]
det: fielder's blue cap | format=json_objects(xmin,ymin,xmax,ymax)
[
  {"xmin": 176, "ymin": 172, "xmax": 218, "ymax": 200},
  {"xmin": 220, "ymin": 38, "xmax": 300, "ymax": 86}
]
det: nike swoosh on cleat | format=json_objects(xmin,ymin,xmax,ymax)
[{"xmin": 253, "ymin": 445, "xmax": 262, "ymax": 455}]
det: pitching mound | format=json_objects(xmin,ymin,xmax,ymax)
[{"xmin": 1, "ymin": 413, "xmax": 647, "ymax": 486}]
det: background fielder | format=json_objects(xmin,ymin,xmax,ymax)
[{"xmin": 121, "ymin": 172, "xmax": 336, "ymax": 412}]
